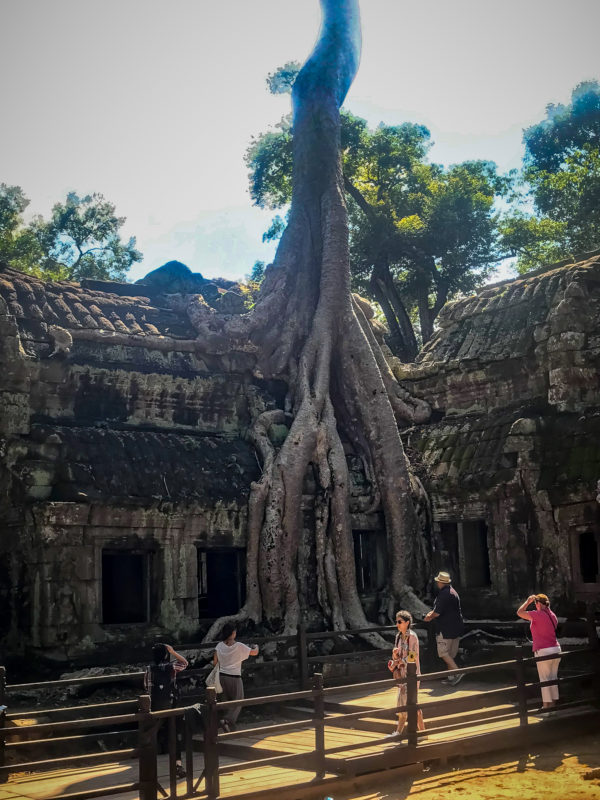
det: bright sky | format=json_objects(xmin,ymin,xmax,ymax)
[{"xmin": 1, "ymin": 0, "xmax": 599, "ymax": 283}]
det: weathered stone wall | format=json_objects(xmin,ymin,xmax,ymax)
[
  {"xmin": 1, "ymin": 254, "xmax": 599, "ymax": 658},
  {"xmin": 0, "ymin": 267, "xmax": 266, "ymax": 657},
  {"xmin": 397, "ymin": 255, "xmax": 600, "ymax": 615}
]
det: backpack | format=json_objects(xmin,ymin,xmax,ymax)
[{"xmin": 149, "ymin": 663, "xmax": 175, "ymax": 710}]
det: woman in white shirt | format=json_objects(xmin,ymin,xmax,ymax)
[{"xmin": 213, "ymin": 623, "xmax": 259, "ymax": 730}]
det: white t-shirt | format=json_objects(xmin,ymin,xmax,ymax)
[{"xmin": 216, "ymin": 640, "xmax": 252, "ymax": 676}]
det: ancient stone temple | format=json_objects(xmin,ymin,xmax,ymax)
[
  {"xmin": 0, "ymin": 263, "xmax": 265, "ymax": 655},
  {"xmin": 0, "ymin": 255, "xmax": 599, "ymax": 657},
  {"xmin": 398, "ymin": 253, "xmax": 600, "ymax": 615}
]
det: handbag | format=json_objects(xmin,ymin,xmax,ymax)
[
  {"xmin": 206, "ymin": 664, "xmax": 223, "ymax": 694},
  {"xmin": 390, "ymin": 659, "xmax": 406, "ymax": 681}
]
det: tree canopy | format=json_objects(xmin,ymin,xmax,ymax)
[
  {"xmin": 500, "ymin": 80, "xmax": 600, "ymax": 272},
  {"xmin": 246, "ymin": 71, "xmax": 507, "ymax": 360},
  {"xmin": 0, "ymin": 185, "xmax": 142, "ymax": 281}
]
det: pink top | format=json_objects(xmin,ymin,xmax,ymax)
[{"xmin": 529, "ymin": 608, "xmax": 559, "ymax": 652}]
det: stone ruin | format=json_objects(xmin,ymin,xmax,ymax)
[
  {"xmin": 398, "ymin": 253, "xmax": 600, "ymax": 616},
  {"xmin": 0, "ymin": 254, "xmax": 599, "ymax": 660}
]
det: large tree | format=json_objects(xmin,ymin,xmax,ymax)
[
  {"xmin": 201, "ymin": 0, "xmax": 430, "ymax": 639},
  {"xmin": 501, "ymin": 81, "xmax": 600, "ymax": 272},
  {"xmin": 247, "ymin": 76, "xmax": 506, "ymax": 361},
  {"xmin": 0, "ymin": 185, "xmax": 142, "ymax": 281}
]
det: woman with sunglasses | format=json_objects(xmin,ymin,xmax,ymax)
[
  {"xmin": 387, "ymin": 610, "xmax": 426, "ymax": 738},
  {"xmin": 517, "ymin": 593, "xmax": 561, "ymax": 709}
]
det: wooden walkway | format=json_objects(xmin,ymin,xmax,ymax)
[{"xmin": 3, "ymin": 677, "xmax": 598, "ymax": 800}]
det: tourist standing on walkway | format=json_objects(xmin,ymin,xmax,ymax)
[
  {"xmin": 517, "ymin": 593, "xmax": 561, "ymax": 709},
  {"xmin": 213, "ymin": 623, "xmax": 259, "ymax": 731},
  {"xmin": 387, "ymin": 610, "xmax": 426, "ymax": 737},
  {"xmin": 144, "ymin": 642, "xmax": 188, "ymax": 779},
  {"xmin": 424, "ymin": 571, "xmax": 465, "ymax": 685}
]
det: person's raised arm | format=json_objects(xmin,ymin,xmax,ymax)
[
  {"xmin": 517, "ymin": 595, "xmax": 536, "ymax": 621},
  {"xmin": 166, "ymin": 644, "xmax": 188, "ymax": 669},
  {"xmin": 249, "ymin": 643, "xmax": 259, "ymax": 657}
]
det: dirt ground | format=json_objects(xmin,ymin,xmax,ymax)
[{"xmin": 334, "ymin": 730, "xmax": 600, "ymax": 800}]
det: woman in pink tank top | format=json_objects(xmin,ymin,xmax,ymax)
[{"xmin": 517, "ymin": 593, "xmax": 561, "ymax": 709}]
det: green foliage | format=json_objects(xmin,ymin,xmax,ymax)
[
  {"xmin": 498, "ymin": 213, "xmax": 568, "ymax": 274},
  {"xmin": 266, "ymin": 62, "xmax": 301, "ymax": 95},
  {"xmin": 246, "ymin": 126, "xmax": 293, "ymax": 209},
  {"xmin": 524, "ymin": 81, "xmax": 600, "ymax": 173},
  {"xmin": 239, "ymin": 260, "xmax": 266, "ymax": 308},
  {"xmin": 0, "ymin": 186, "xmax": 142, "ymax": 281},
  {"xmin": 0, "ymin": 184, "xmax": 46, "ymax": 275},
  {"xmin": 502, "ymin": 81, "xmax": 600, "ymax": 272},
  {"xmin": 245, "ymin": 85, "xmax": 507, "ymax": 349},
  {"xmin": 262, "ymin": 214, "xmax": 287, "ymax": 243},
  {"xmin": 249, "ymin": 260, "xmax": 266, "ymax": 283}
]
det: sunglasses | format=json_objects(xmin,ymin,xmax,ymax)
[{"xmin": 396, "ymin": 618, "xmax": 410, "ymax": 624}]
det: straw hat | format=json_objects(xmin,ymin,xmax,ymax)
[{"xmin": 434, "ymin": 571, "xmax": 452, "ymax": 584}]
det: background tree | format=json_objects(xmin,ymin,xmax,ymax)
[
  {"xmin": 201, "ymin": 0, "xmax": 431, "ymax": 640},
  {"xmin": 247, "ymin": 75, "xmax": 507, "ymax": 360},
  {"xmin": 501, "ymin": 80, "xmax": 600, "ymax": 272},
  {"xmin": 0, "ymin": 186, "xmax": 142, "ymax": 281},
  {"xmin": 0, "ymin": 184, "xmax": 45, "ymax": 275}
]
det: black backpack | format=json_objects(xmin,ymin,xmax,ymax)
[{"xmin": 149, "ymin": 663, "xmax": 174, "ymax": 710}]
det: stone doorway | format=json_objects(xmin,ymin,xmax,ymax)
[{"xmin": 198, "ymin": 548, "xmax": 246, "ymax": 619}]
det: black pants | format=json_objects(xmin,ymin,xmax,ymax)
[{"xmin": 156, "ymin": 712, "xmax": 183, "ymax": 760}]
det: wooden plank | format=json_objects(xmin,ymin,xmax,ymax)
[{"xmin": 326, "ymin": 706, "xmax": 599, "ymax": 778}]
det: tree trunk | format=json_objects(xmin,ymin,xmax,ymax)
[
  {"xmin": 371, "ymin": 258, "xmax": 419, "ymax": 361},
  {"xmin": 416, "ymin": 282, "xmax": 434, "ymax": 344},
  {"xmin": 202, "ymin": 0, "xmax": 430, "ymax": 640}
]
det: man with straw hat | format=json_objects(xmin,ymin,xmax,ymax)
[{"xmin": 424, "ymin": 571, "xmax": 465, "ymax": 685}]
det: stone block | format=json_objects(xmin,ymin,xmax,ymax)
[
  {"xmin": 74, "ymin": 547, "xmax": 95, "ymax": 581},
  {"xmin": 0, "ymin": 392, "xmax": 30, "ymax": 434},
  {"xmin": 40, "ymin": 503, "xmax": 90, "ymax": 527}
]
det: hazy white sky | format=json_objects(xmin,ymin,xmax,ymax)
[{"xmin": 1, "ymin": 0, "xmax": 599, "ymax": 282}]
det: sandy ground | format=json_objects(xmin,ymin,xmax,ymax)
[{"xmin": 333, "ymin": 730, "xmax": 600, "ymax": 800}]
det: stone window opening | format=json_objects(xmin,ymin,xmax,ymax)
[
  {"xmin": 101, "ymin": 549, "xmax": 151, "ymax": 624},
  {"xmin": 353, "ymin": 530, "xmax": 387, "ymax": 594},
  {"xmin": 575, "ymin": 530, "xmax": 599, "ymax": 586},
  {"xmin": 197, "ymin": 548, "xmax": 246, "ymax": 619}
]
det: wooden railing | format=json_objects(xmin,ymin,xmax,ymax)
[{"xmin": 0, "ymin": 644, "xmax": 598, "ymax": 800}]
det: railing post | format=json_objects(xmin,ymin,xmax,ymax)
[
  {"xmin": 514, "ymin": 645, "xmax": 529, "ymax": 727},
  {"xmin": 586, "ymin": 603, "xmax": 599, "ymax": 650},
  {"xmin": 312, "ymin": 672, "xmax": 325, "ymax": 780},
  {"xmin": 184, "ymin": 709, "xmax": 194, "ymax": 797},
  {"xmin": 202, "ymin": 686, "xmax": 220, "ymax": 800},
  {"xmin": 406, "ymin": 662, "xmax": 418, "ymax": 747},
  {"xmin": 298, "ymin": 623, "xmax": 309, "ymax": 690},
  {"xmin": 168, "ymin": 716, "xmax": 177, "ymax": 799},
  {"xmin": 137, "ymin": 694, "xmax": 158, "ymax": 800},
  {"xmin": 0, "ymin": 667, "xmax": 6, "ymax": 784}
]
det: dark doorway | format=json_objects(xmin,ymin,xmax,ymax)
[
  {"xmin": 102, "ymin": 550, "xmax": 149, "ymax": 624},
  {"xmin": 353, "ymin": 530, "xmax": 387, "ymax": 594},
  {"xmin": 461, "ymin": 520, "xmax": 491, "ymax": 587},
  {"xmin": 579, "ymin": 531, "xmax": 599, "ymax": 584},
  {"xmin": 198, "ymin": 549, "xmax": 246, "ymax": 618},
  {"xmin": 438, "ymin": 522, "xmax": 460, "ymax": 585}
]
